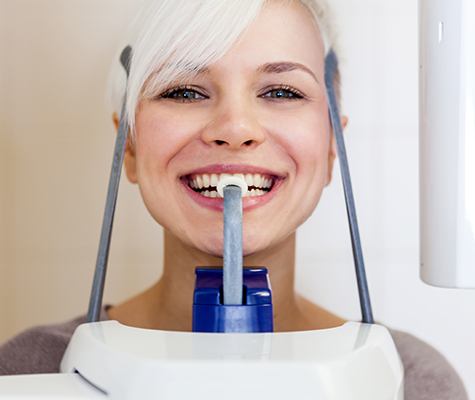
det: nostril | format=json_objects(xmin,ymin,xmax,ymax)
[
  {"xmin": 243, "ymin": 140, "xmax": 253, "ymax": 146},
  {"xmin": 215, "ymin": 140, "xmax": 227, "ymax": 146}
]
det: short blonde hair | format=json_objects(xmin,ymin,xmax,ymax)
[{"xmin": 108, "ymin": 0, "xmax": 338, "ymax": 135}]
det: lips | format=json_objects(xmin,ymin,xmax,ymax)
[{"xmin": 179, "ymin": 164, "xmax": 286, "ymax": 211}]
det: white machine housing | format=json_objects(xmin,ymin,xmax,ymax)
[
  {"xmin": 0, "ymin": 321, "xmax": 403, "ymax": 399},
  {"xmin": 419, "ymin": 0, "xmax": 475, "ymax": 288}
]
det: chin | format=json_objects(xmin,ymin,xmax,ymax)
[
  {"xmin": 242, "ymin": 235, "xmax": 275, "ymax": 258},
  {"xmin": 191, "ymin": 233, "xmax": 273, "ymax": 261}
]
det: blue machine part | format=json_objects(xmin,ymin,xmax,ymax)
[{"xmin": 192, "ymin": 268, "xmax": 274, "ymax": 333}]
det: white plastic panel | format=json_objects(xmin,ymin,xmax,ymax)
[
  {"xmin": 58, "ymin": 321, "xmax": 403, "ymax": 400},
  {"xmin": 419, "ymin": 0, "xmax": 475, "ymax": 288},
  {"xmin": 0, "ymin": 374, "xmax": 106, "ymax": 399}
]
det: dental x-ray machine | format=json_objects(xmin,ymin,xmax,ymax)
[{"xmin": 0, "ymin": 0, "xmax": 473, "ymax": 398}]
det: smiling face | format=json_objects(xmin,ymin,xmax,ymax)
[{"xmin": 123, "ymin": 1, "xmax": 336, "ymax": 257}]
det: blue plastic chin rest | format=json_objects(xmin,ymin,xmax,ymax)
[{"xmin": 192, "ymin": 268, "xmax": 274, "ymax": 333}]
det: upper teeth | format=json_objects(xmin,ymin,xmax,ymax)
[{"xmin": 189, "ymin": 173, "xmax": 273, "ymax": 191}]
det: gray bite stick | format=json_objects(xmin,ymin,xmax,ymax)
[{"xmin": 223, "ymin": 185, "xmax": 244, "ymax": 305}]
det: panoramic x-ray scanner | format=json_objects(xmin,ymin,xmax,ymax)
[
  {"xmin": 419, "ymin": 0, "xmax": 475, "ymax": 288},
  {"xmin": 0, "ymin": 0, "xmax": 473, "ymax": 398}
]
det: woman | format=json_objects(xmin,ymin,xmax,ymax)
[{"xmin": 0, "ymin": 0, "xmax": 468, "ymax": 398}]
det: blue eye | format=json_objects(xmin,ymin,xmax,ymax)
[
  {"xmin": 160, "ymin": 86, "xmax": 206, "ymax": 102},
  {"xmin": 159, "ymin": 85, "xmax": 304, "ymax": 102},
  {"xmin": 262, "ymin": 86, "xmax": 303, "ymax": 100}
]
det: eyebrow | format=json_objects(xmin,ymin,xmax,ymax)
[
  {"xmin": 257, "ymin": 62, "xmax": 319, "ymax": 83},
  {"xmin": 193, "ymin": 61, "xmax": 319, "ymax": 83}
]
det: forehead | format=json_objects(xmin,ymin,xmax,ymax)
[{"xmin": 197, "ymin": 1, "xmax": 325, "ymax": 78}]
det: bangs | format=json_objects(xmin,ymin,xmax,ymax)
[{"xmin": 126, "ymin": 0, "xmax": 265, "ymax": 132}]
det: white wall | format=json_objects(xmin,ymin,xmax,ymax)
[
  {"xmin": 296, "ymin": 1, "xmax": 475, "ymax": 397},
  {"xmin": 0, "ymin": 0, "xmax": 473, "ymax": 397},
  {"xmin": 0, "ymin": 0, "xmax": 162, "ymax": 338},
  {"xmin": 0, "ymin": 4, "xmax": 7, "ymax": 338}
]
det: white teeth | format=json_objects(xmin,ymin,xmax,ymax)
[
  {"xmin": 189, "ymin": 172, "xmax": 274, "ymax": 196},
  {"xmin": 253, "ymin": 189, "xmax": 265, "ymax": 197},
  {"xmin": 196, "ymin": 175, "xmax": 203, "ymax": 189},
  {"xmin": 253, "ymin": 174, "xmax": 262, "ymax": 187},
  {"xmin": 248, "ymin": 189, "xmax": 266, "ymax": 197},
  {"xmin": 203, "ymin": 174, "xmax": 210, "ymax": 188},
  {"xmin": 245, "ymin": 174, "xmax": 253, "ymax": 187},
  {"xmin": 201, "ymin": 190, "xmax": 218, "ymax": 198}
]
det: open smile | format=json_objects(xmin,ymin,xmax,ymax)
[{"xmin": 180, "ymin": 165, "xmax": 286, "ymax": 211}]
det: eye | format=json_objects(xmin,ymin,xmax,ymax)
[
  {"xmin": 160, "ymin": 85, "xmax": 207, "ymax": 102},
  {"xmin": 261, "ymin": 86, "xmax": 304, "ymax": 100}
]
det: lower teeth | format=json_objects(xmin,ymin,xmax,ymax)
[
  {"xmin": 201, "ymin": 190, "xmax": 218, "ymax": 198},
  {"xmin": 196, "ymin": 189, "xmax": 268, "ymax": 198}
]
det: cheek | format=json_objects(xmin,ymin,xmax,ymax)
[
  {"xmin": 265, "ymin": 108, "xmax": 332, "ymax": 227},
  {"xmin": 134, "ymin": 106, "xmax": 201, "ymax": 176},
  {"xmin": 265, "ymin": 109, "xmax": 331, "ymax": 177}
]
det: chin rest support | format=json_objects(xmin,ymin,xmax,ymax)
[{"xmin": 192, "ymin": 267, "xmax": 273, "ymax": 333}]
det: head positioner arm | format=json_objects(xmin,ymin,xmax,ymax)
[
  {"xmin": 325, "ymin": 50, "xmax": 374, "ymax": 324},
  {"xmin": 87, "ymin": 46, "xmax": 132, "ymax": 323}
]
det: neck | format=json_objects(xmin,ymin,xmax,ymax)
[
  {"xmin": 107, "ymin": 231, "xmax": 345, "ymax": 331},
  {"xmin": 109, "ymin": 231, "xmax": 299, "ymax": 331}
]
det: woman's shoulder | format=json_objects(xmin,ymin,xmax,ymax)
[
  {"xmin": 389, "ymin": 328, "xmax": 468, "ymax": 400},
  {"xmin": 0, "ymin": 314, "xmax": 87, "ymax": 376}
]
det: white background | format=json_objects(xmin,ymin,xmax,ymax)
[{"xmin": 1, "ymin": 0, "xmax": 474, "ymax": 397}]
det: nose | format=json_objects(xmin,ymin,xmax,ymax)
[{"xmin": 201, "ymin": 100, "xmax": 266, "ymax": 150}]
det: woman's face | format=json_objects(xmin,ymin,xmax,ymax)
[{"xmin": 125, "ymin": 1, "xmax": 338, "ymax": 257}]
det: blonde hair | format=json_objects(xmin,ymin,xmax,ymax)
[{"xmin": 108, "ymin": 0, "xmax": 337, "ymax": 135}]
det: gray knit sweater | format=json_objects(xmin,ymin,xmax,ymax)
[{"xmin": 0, "ymin": 310, "xmax": 468, "ymax": 399}]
